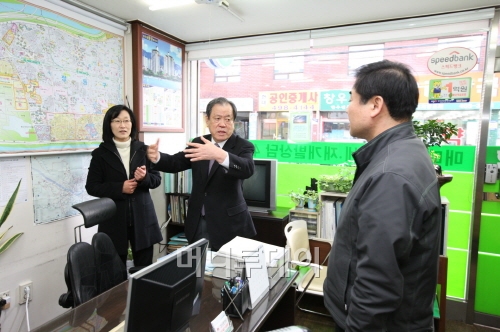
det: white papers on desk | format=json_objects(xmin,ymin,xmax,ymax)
[
  {"xmin": 213, "ymin": 237, "xmax": 287, "ymax": 288},
  {"xmin": 217, "ymin": 237, "xmax": 285, "ymax": 267},
  {"xmin": 215, "ymin": 237, "xmax": 270, "ymax": 309},
  {"xmin": 243, "ymin": 244, "xmax": 269, "ymax": 309}
]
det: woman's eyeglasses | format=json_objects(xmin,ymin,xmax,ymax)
[{"xmin": 111, "ymin": 119, "xmax": 131, "ymax": 125}]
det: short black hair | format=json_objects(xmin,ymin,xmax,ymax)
[
  {"xmin": 206, "ymin": 97, "xmax": 237, "ymax": 119},
  {"xmin": 354, "ymin": 60, "xmax": 418, "ymax": 121},
  {"xmin": 102, "ymin": 105, "xmax": 137, "ymax": 142}
]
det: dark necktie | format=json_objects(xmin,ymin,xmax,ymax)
[
  {"xmin": 202, "ymin": 143, "xmax": 220, "ymax": 216},
  {"xmin": 208, "ymin": 143, "xmax": 220, "ymax": 173}
]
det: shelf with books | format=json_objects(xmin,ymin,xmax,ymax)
[
  {"xmin": 166, "ymin": 193, "xmax": 190, "ymax": 225},
  {"xmin": 289, "ymin": 208, "xmax": 320, "ymax": 238},
  {"xmin": 167, "ymin": 231, "xmax": 189, "ymax": 253},
  {"xmin": 165, "ymin": 193, "xmax": 190, "ymax": 253},
  {"xmin": 319, "ymin": 192, "xmax": 347, "ymax": 241},
  {"xmin": 164, "ymin": 169, "xmax": 192, "ymax": 194}
]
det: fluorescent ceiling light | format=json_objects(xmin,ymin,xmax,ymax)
[{"xmin": 148, "ymin": 0, "xmax": 193, "ymax": 11}]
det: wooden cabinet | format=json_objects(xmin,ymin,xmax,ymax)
[{"xmin": 251, "ymin": 208, "xmax": 290, "ymax": 247}]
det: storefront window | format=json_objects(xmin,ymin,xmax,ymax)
[{"xmin": 197, "ymin": 32, "xmax": 488, "ymax": 147}]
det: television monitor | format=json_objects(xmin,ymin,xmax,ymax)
[
  {"xmin": 242, "ymin": 158, "xmax": 277, "ymax": 213},
  {"xmin": 124, "ymin": 238, "xmax": 209, "ymax": 332}
]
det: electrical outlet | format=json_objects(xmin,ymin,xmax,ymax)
[
  {"xmin": 1, "ymin": 290, "xmax": 9, "ymax": 299},
  {"xmin": 18, "ymin": 281, "xmax": 33, "ymax": 304}
]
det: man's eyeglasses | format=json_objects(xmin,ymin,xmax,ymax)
[
  {"xmin": 212, "ymin": 117, "xmax": 234, "ymax": 124},
  {"xmin": 111, "ymin": 119, "xmax": 131, "ymax": 125}
]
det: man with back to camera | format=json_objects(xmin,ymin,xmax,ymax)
[
  {"xmin": 147, "ymin": 97, "xmax": 256, "ymax": 251},
  {"xmin": 323, "ymin": 60, "xmax": 442, "ymax": 332}
]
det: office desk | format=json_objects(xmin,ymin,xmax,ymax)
[{"xmin": 33, "ymin": 270, "xmax": 298, "ymax": 332}]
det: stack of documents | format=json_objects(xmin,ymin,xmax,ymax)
[
  {"xmin": 167, "ymin": 232, "xmax": 188, "ymax": 252},
  {"xmin": 212, "ymin": 237, "xmax": 288, "ymax": 289}
]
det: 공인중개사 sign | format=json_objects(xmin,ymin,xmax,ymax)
[{"xmin": 427, "ymin": 47, "xmax": 478, "ymax": 77}]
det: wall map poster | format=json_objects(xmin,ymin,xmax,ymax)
[
  {"xmin": 132, "ymin": 22, "xmax": 185, "ymax": 132},
  {"xmin": 0, "ymin": 0, "xmax": 124, "ymax": 154}
]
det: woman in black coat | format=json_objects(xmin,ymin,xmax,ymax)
[{"xmin": 86, "ymin": 105, "xmax": 162, "ymax": 266}]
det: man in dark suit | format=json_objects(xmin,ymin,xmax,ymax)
[{"xmin": 147, "ymin": 97, "xmax": 256, "ymax": 251}]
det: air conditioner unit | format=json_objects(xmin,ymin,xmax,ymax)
[{"xmin": 219, "ymin": 0, "xmax": 229, "ymax": 9}]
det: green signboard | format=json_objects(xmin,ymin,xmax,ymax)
[
  {"xmin": 430, "ymin": 146, "xmax": 475, "ymax": 172},
  {"xmin": 320, "ymin": 90, "xmax": 350, "ymax": 111},
  {"xmin": 252, "ymin": 140, "xmax": 476, "ymax": 172},
  {"xmin": 252, "ymin": 140, "xmax": 362, "ymax": 164}
]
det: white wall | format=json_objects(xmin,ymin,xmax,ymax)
[{"xmin": 0, "ymin": 2, "xmax": 188, "ymax": 331}]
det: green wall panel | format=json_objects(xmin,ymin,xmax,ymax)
[
  {"xmin": 485, "ymin": 146, "xmax": 500, "ymax": 164},
  {"xmin": 478, "ymin": 215, "xmax": 500, "ymax": 254},
  {"xmin": 277, "ymin": 163, "xmax": 345, "ymax": 208},
  {"xmin": 483, "ymin": 182, "xmax": 500, "ymax": 193},
  {"xmin": 482, "ymin": 201, "xmax": 500, "ymax": 214},
  {"xmin": 446, "ymin": 249, "xmax": 468, "ymax": 299},
  {"xmin": 439, "ymin": 172, "xmax": 473, "ymax": 211},
  {"xmin": 447, "ymin": 212, "xmax": 471, "ymax": 250},
  {"xmin": 475, "ymin": 254, "xmax": 500, "ymax": 316}
]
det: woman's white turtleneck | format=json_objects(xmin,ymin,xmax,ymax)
[{"xmin": 113, "ymin": 137, "xmax": 131, "ymax": 177}]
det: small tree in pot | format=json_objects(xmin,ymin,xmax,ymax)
[{"xmin": 413, "ymin": 119, "xmax": 458, "ymax": 187}]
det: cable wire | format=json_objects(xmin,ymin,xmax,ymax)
[{"xmin": 25, "ymin": 287, "xmax": 30, "ymax": 331}]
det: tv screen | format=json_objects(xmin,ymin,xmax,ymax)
[
  {"xmin": 124, "ymin": 239, "xmax": 208, "ymax": 332},
  {"xmin": 242, "ymin": 159, "xmax": 277, "ymax": 213}
]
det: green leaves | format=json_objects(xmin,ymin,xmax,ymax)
[
  {"xmin": 0, "ymin": 229, "xmax": 23, "ymax": 255},
  {"xmin": 318, "ymin": 168, "xmax": 355, "ymax": 193},
  {"xmin": 0, "ymin": 179, "xmax": 23, "ymax": 256},
  {"xmin": 0, "ymin": 179, "xmax": 21, "ymax": 228},
  {"xmin": 413, "ymin": 119, "xmax": 458, "ymax": 149}
]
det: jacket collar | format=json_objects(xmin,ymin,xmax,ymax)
[
  {"xmin": 352, "ymin": 122, "xmax": 416, "ymax": 182},
  {"xmin": 100, "ymin": 139, "xmax": 142, "ymax": 153},
  {"xmin": 205, "ymin": 133, "xmax": 237, "ymax": 151}
]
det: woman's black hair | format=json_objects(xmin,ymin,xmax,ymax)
[{"xmin": 102, "ymin": 105, "xmax": 137, "ymax": 142}]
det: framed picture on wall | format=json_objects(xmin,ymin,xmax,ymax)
[{"xmin": 131, "ymin": 21, "xmax": 185, "ymax": 132}]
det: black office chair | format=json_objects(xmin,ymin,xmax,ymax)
[
  {"xmin": 59, "ymin": 242, "xmax": 98, "ymax": 308},
  {"xmin": 59, "ymin": 198, "xmax": 120, "ymax": 309},
  {"xmin": 92, "ymin": 232, "xmax": 127, "ymax": 294},
  {"xmin": 71, "ymin": 198, "xmax": 116, "ymax": 242}
]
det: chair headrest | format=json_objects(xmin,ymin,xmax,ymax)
[{"xmin": 72, "ymin": 198, "xmax": 116, "ymax": 228}]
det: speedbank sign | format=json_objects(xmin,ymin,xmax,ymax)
[{"xmin": 428, "ymin": 47, "xmax": 477, "ymax": 77}]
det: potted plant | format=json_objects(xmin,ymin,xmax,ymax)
[
  {"xmin": 318, "ymin": 167, "xmax": 355, "ymax": 194},
  {"xmin": 413, "ymin": 119, "xmax": 458, "ymax": 187},
  {"xmin": 0, "ymin": 179, "xmax": 23, "ymax": 255},
  {"xmin": 289, "ymin": 189, "xmax": 306, "ymax": 209},
  {"xmin": 304, "ymin": 190, "xmax": 320, "ymax": 211}
]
